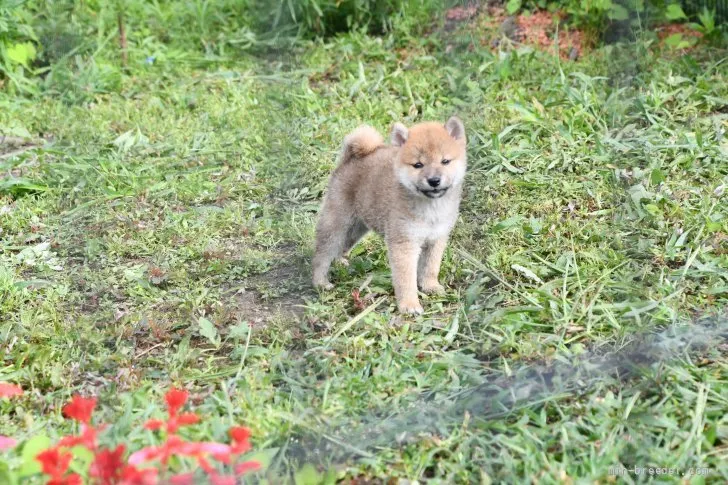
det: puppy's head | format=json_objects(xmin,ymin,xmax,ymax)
[{"xmin": 392, "ymin": 116, "xmax": 467, "ymax": 200}]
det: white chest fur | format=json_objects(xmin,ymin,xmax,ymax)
[{"xmin": 406, "ymin": 196, "xmax": 459, "ymax": 243}]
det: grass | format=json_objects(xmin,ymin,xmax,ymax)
[{"xmin": 1, "ymin": 5, "xmax": 728, "ymax": 483}]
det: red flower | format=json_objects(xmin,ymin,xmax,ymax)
[
  {"xmin": 234, "ymin": 460, "xmax": 262, "ymax": 476},
  {"xmin": 32, "ymin": 388, "xmax": 260, "ymax": 485},
  {"xmin": 196, "ymin": 455, "xmax": 215, "ymax": 474},
  {"xmin": 164, "ymin": 388, "xmax": 188, "ymax": 417},
  {"xmin": 128, "ymin": 444, "xmax": 163, "ymax": 467},
  {"xmin": 179, "ymin": 441, "xmax": 231, "ymax": 459},
  {"xmin": 209, "ymin": 473, "xmax": 236, "ymax": 485},
  {"xmin": 58, "ymin": 423, "xmax": 100, "ymax": 450},
  {"xmin": 47, "ymin": 474, "xmax": 82, "ymax": 485},
  {"xmin": 62, "ymin": 396, "xmax": 97, "ymax": 424},
  {"xmin": 177, "ymin": 413, "xmax": 200, "ymax": 426},
  {"xmin": 169, "ymin": 473, "xmax": 195, "ymax": 485},
  {"xmin": 90, "ymin": 445, "xmax": 127, "ymax": 484},
  {"xmin": 0, "ymin": 436, "xmax": 17, "ymax": 450},
  {"xmin": 0, "ymin": 382, "xmax": 23, "ymax": 398},
  {"xmin": 146, "ymin": 412, "xmax": 200, "ymax": 434},
  {"xmin": 143, "ymin": 420, "xmax": 164, "ymax": 431},
  {"xmin": 229, "ymin": 426, "xmax": 252, "ymax": 454},
  {"xmin": 128, "ymin": 435, "xmax": 231, "ymax": 467},
  {"xmin": 119, "ymin": 465, "xmax": 158, "ymax": 485},
  {"xmin": 36, "ymin": 448, "xmax": 73, "ymax": 478},
  {"xmin": 229, "ymin": 426, "xmax": 251, "ymax": 444},
  {"xmin": 36, "ymin": 448, "xmax": 84, "ymax": 485}
]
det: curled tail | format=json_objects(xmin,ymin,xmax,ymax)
[{"xmin": 339, "ymin": 125, "xmax": 383, "ymax": 164}]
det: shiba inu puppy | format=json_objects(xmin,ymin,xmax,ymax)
[{"xmin": 312, "ymin": 117, "xmax": 467, "ymax": 314}]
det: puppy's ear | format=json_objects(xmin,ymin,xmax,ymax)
[
  {"xmin": 445, "ymin": 116, "xmax": 465, "ymax": 141},
  {"xmin": 391, "ymin": 123, "xmax": 409, "ymax": 146}
]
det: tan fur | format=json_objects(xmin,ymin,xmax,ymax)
[
  {"xmin": 340, "ymin": 125, "xmax": 384, "ymax": 162},
  {"xmin": 313, "ymin": 117, "xmax": 467, "ymax": 315}
]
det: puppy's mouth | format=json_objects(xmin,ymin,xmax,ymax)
[{"xmin": 420, "ymin": 187, "xmax": 449, "ymax": 198}]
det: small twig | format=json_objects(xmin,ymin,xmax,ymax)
[
  {"xmin": 135, "ymin": 342, "xmax": 164, "ymax": 359},
  {"xmin": 117, "ymin": 9, "xmax": 128, "ymax": 68},
  {"xmin": 0, "ymin": 145, "xmax": 40, "ymax": 160}
]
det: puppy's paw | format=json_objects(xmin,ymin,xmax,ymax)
[
  {"xmin": 398, "ymin": 298, "xmax": 424, "ymax": 315},
  {"xmin": 419, "ymin": 280, "xmax": 445, "ymax": 295},
  {"xmin": 313, "ymin": 279, "xmax": 334, "ymax": 291}
]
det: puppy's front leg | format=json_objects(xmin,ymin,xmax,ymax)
[
  {"xmin": 387, "ymin": 237, "xmax": 423, "ymax": 315},
  {"xmin": 418, "ymin": 237, "xmax": 448, "ymax": 295}
]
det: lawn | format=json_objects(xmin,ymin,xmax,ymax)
[{"xmin": 1, "ymin": 2, "xmax": 728, "ymax": 483}]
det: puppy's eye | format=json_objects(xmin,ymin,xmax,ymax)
[
  {"xmin": 413, "ymin": 162, "xmax": 424, "ymax": 169},
  {"xmin": 441, "ymin": 159, "xmax": 451, "ymax": 165}
]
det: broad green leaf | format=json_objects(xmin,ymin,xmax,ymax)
[
  {"xmin": 198, "ymin": 317, "xmax": 220, "ymax": 347},
  {"xmin": 19, "ymin": 435, "xmax": 51, "ymax": 477},
  {"xmin": 523, "ymin": 217, "xmax": 543, "ymax": 236},
  {"xmin": 506, "ymin": 0, "xmax": 522, "ymax": 15},
  {"xmin": 650, "ymin": 168, "xmax": 666, "ymax": 185},
  {"xmin": 229, "ymin": 321, "xmax": 250, "ymax": 340},
  {"xmin": 628, "ymin": 183, "xmax": 653, "ymax": 207},
  {"xmin": 241, "ymin": 447, "xmax": 279, "ymax": 470},
  {"xmin": 294, "ymin": 464, "xmax": 321, "ymax": 485},
  {"xmin": 0, "ymin": 123, "xmax": 32, "ymax": 138},
  {"xmin": 697, "ymin": 8, "xmax": 715, "ymax": 31},
  {"xmin": 0, "ymin": 178, "xmax": 47, "ymax": 196},
  {"xmin": 69, "ymin": 446, "xmax": 94, "ymax": 475},
  {"xmin": 664, "ymin": 33, "xmax": 691, "ymax": 49},
  {"xmin": 6, "ymin": 42, "xmax": 36, "ymax": 67},
  {"xmin": 491, "ymin": 215, "xmax": 523, "ymax": 233},
  {"xmin": 609, "ymin": 4, "xmax": 629, "ymax": 20},
  {"xmin": 644, "ymin": 204, "xmax": 661, "ymax": 216},
  {"xmin": 665, "ymin": 4, "xmax": 687, "ymax": 20},
  {"xmin": 0, "ymin": 458, "xmax": 17, "ymax": 485}
]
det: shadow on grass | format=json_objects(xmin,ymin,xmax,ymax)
[{"xmin": 272, "ymin": 312, "xmax": 728, "ymax": 470}]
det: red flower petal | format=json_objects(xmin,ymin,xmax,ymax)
[
  {"xmin": 234, "ymin": 460, "xmax": 261, "ymax": 476},
  {"xmin": 231, "ymin": 441, "xmax": 251, "ymax": 455},
  {"xmin": 229, "ymin": 426, "xmax": 251, "ymax": 443},
  {"xmin": 90, "ymin": 445, "xmax": 126, "ymax": 481},
  {"xmin": 0, "ymin": 382, "xmax": 23, "ymax": 398},
  {"xmin": 128, "ymin": 446, "xmax": 161, "ymax": 466},
  {"xmin": 164, "ymin": 388, "xmax": 188, "ymax": 417},
  {"xmin": 36, "ymin": 447, "xmax": 73, "ymax": 477},
  {"xmin": 57, "ymin": 436, "xmax": 84, "ymax": 448},
  {"xmin": 212, "ymin": 452, "xmax": 231, "ymax": 464},
  {"xmin": 177, "ymin": 413, "xmax": 200, "ymax": 426},
  {"xmin": 120, "ymin": 465, "xmax": 158, "ymax": 485},
  {"xmin": 229, "ymin": 426, "xmax": 252, "ymax": 453},
  {"xmin": 62, "ymin": 396, "xmax": 97, "ymax": 424},
  {"xmin": 169, "ymin": 472, "xmax": 195, "ymax": 485},
  {"xmin": 57, "ymin": 424, "xmax": 98, "ymax": 450},
  {"xmin": 178, "ymin": 441, "xmax": 231, "ymax": 458},
  {"xmin": 47, "ymin": 474, "xmax": 83, "ymax": 485},
  {"xmin": 197, "ymin": 456, "xmax": 215, "ymax": 474},
  {"xmin": 0, "ymin": 436, "xmax": 17, "ymax": 450},
  {"xmin": 209, "ymin": 474, "xmax": 236, "ymax": 485},
  {"xmin": 143, "ymin": 419, "xmax": 164, "ymax": 431}
]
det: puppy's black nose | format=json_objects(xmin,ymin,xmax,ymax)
[{"xmin": 427, "ymin": 176, "xmax": 441, "ymax": 187}]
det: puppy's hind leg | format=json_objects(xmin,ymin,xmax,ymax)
[
  {"xmin": 337, "ymin": 219, "xmax": 368, "ymax": 267},
  {"xmin": 312, "ymin": 206, "xmax": 355, "ymax": 290}
]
